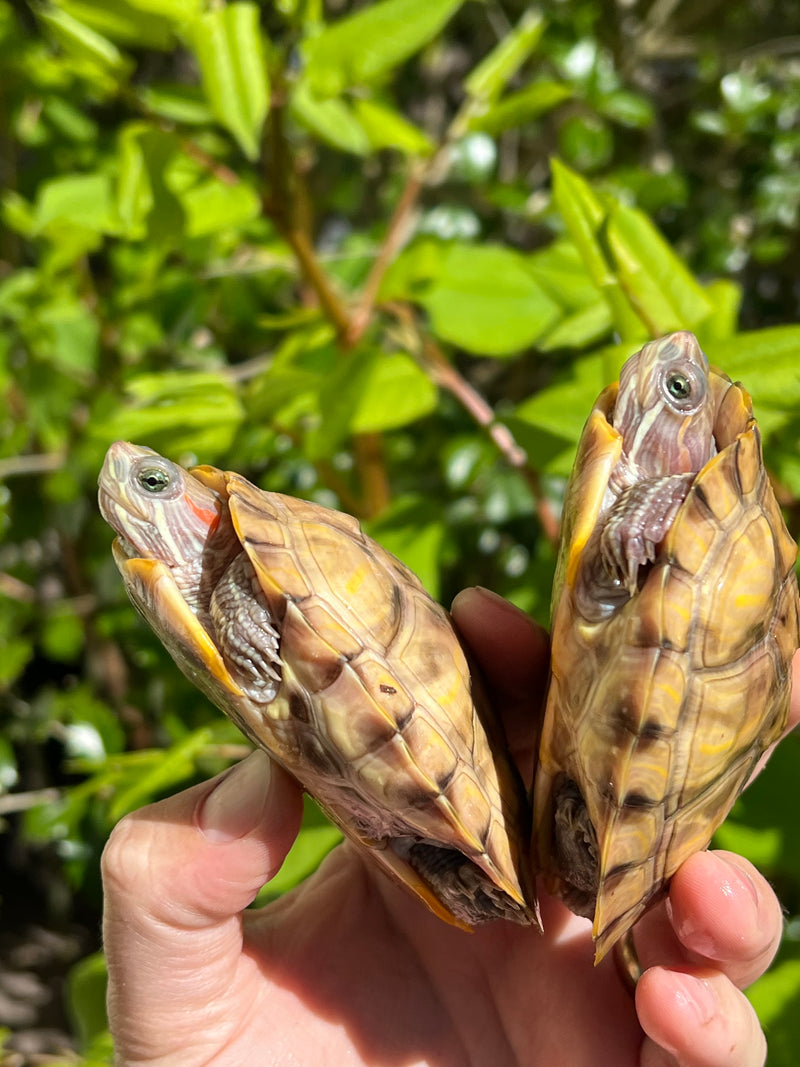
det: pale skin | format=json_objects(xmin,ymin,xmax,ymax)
[{"xmin": 102, "ymin": 588, "xmax": 799, "ymax": 1067}]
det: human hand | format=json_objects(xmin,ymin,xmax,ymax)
[{"xmin": 102, "ymin": 587, "xmax": 796, "ymax": 1066}]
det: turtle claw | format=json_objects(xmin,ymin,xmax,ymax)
[{"xmin": 599, "ymin": 473, "xmax": 695, "ymax": 595}]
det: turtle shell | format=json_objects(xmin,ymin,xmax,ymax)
[
  {"xmin": 533, "ymin": 355, "xmax": 800, "ymax": 962},
  {"xmin": 101, "ymin": 445, "xmax": 537, "ymax": 929}
]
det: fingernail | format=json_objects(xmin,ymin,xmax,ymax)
[
  {"xmin": 453, "ymin": 586, "xmax": 512, "ymax": 611},
  {"xmin": 716, "ymin": 852, "xmax": 760, "ymax": 911},
  {"xmin": 198, "ymin": 749, "xmax": 273, "ymax": 843},
  {"xmin": 672, "ymin": 852, "xmax": 760, "ymax": 957},
  {"xmin": 672, "ymin": 971, "xmax": 717, "ymax": 1028}
]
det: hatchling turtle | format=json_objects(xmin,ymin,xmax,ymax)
[
  {"xmin": 98, "ymin": 442, "xmax": 537, "ymax": 929},
  {"xmin": 533, "ymin": 330, "xmax": 800, "ymax": 963}
]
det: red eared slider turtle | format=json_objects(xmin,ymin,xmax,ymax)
[
  {"xmin": 533, "ymin": 331, "xmax": 799, "ymax": 963},
  {"xmin": 99, "ymin": 443, "xmax": 537, "ymax": 929}
]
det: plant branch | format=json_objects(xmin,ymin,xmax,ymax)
[
  {"xmin": 346, "ymin": 88, "xmax": 486, "ymax": 347},
  {"xmin": 263, "ymin": 82, "xmax": 353, "ymax": 342},
  {"xmin": 346, "ymin": 167, "xmax": 426, "ymax": 346},
  {"xmin": 389, "ymin": 305, "xmax": 561, "ymax": 547}
]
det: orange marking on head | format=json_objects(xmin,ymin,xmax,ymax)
[{"xmin": 184, "ymin": 493, "xmax": 221, "ymax": 533}]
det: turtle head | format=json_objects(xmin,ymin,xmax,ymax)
[
  {"xmin": 613, "ymin": 331, "xmax": 716, "ymax": 477},
  {"xmin": 98, "ymin": 441, "xmax": 223, "ymax": 570}
]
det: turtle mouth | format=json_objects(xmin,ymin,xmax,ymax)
[
  {"xmin": 111, "ymin": 533, "xmax": 139, "ymax": 565},
  {"xmin": 98, "ymin": 481, "xmax": 152, "ymax": 531}
]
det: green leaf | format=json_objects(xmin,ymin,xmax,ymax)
[
  {"xmin": 65, "ymin": 951, "xmax": 109, "ymax": 1051},
  {"xmin": 42, "ymin": 96, "xmax": 98, "ymax": 142},
  {"xmin": 137, "ymin": 83, "xmax": 213, "ymax": 125},
  {"xmin": 513, "ymin": 350, "xmax": 607, "ymax": 475},
  {"xmin": 91, "ymin": 371, "xmax": 245, "ymax": 458},
  {"xmin": 366, "ymin": 496, "xmax": 446, "ymax": 598},
  {"xmin": 116, "ymin": 125, "xmax": 187, "ymax": 243},
  {"xmin": 597, "ymin": 90, "xmax": 654, "ymax": 129},
  {"xmin": 126, "ymin": 0, "xmax": 199, "ymax": 19},
  {"xmin": 187, "ymin": 3, "xmax": 269, "ymax": 159},
  {"xmin": 700, "ymin": 278, "xmax": 742, "ymax": 340},
  {"xmin": 51, "ymin": 0, "xmax": 192, "ymax": 50},
  {"xmin": 416, "ymin": 243, "xmax": 562, "ymax": 356},
  {"xmin": 704, "ymin": 326, "xmax": 800, "ymax": 432},
  {"xmin": 380, "ymin": 237, "xmax": 447, "ymax": 301},
  {"xmin": 464, "ymin": 9, "xmax": 546, "ymax": 102},
  {"xmin": 34, "ymin": 297, "xmax": 100, "ymax": 375},
  {"xmin": 181, "ymin": 176, "xmax": 260, "ymax": 237},
  {"xmin": 538, "ymin": 299, "xmax": 612, "ymax": 351},
  {"xmin": 303, "ymin": 0, "xmax": 463, "ymax": 97},
  {"xmin": 307, "ymin": 348, "xmax": 437, "ymax": 457},
  {"xmin": 524, "ymin": 238, "xmax": 614, "ymax": 311},
  {"xmin": 558, "ymin": 113, "xmax": 613, "ymax": 172},
  {"xmin": 469, "ymin": 80, "xmax": 571, "ymax": 135},
  {"xmin": 257, "ymin": 797, "xmax": 342, "ymax": 902},
  {"xmin": 42, "ymin": 605, "xmax": 88, "ymax": 660},
  {"xmin": 33, "ymin": 172, "xmax": 115, "ymax": 234},
  {"xmin": 605, "ymin": 203, "xmax": 714, "ymax": 334},
  {"xmin": 110, "ymin": 728, "xmax": 215, "ymax": 819},
  {"xmin": 747, "ymin": 951, "xmax": 800, "ymax": 1066},
  {"xmin": 35, "ymin": 3, "xmax": 133, "ymax": 74},
  {"xmin": 349, "ymin": 350, "xmax": 438, "ymax": 433},
  {"xmin": 351, "ymin": 97, "xmax": 434, "ymax": 156},
  {"xmin": 551, "ymin": 158, "xmax": 644, "ymax": 341},
  {"xmin": 290, "ymin": 81, "xmax": 370, "ymax": 156}
]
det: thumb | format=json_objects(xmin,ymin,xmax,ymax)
[{"xmin": 102, "ymin": 750, "xmax": 303, "ymax": 1056}]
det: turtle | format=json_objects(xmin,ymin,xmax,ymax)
[
  {"xmin": 98, "ymin": 442, "xmax": 538, "ymax": 930},
  {"xmin": 532, "ymin": 330, "xmax": 800, "ymax": 965}
]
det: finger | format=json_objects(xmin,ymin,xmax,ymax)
[
  {"xmin": 102, "ymin": 750, "xmax": 303, "ymax": 1059},
  {"xmin": 451, "ymin": 586, "xmax": 549, "ymax": 775},
  {"xmin": 637, "ymin": 967, "xmax": 766, "ymax": 1067},
  {"xmin": 635, "ymin": 851, "xmax": 782, "ymax": 990},
  {"xmin": 451, "ymin": 586, "xmax": 549, "ymax": 696}
]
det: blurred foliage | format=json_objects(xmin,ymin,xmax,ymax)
[{"xmin": 1, "ymin": 0, "xmax": 800, "ymax": 1061}]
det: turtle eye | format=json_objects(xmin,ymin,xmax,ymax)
[
  {"xmin": 138, "ymin": 467, "xmax": 172, "ymax": 493},
  {"xmin": 666, "ymin": 371, "xmax": 691, "ymax": 401},
  {"xmin": 661, "ymin": 363, "xmax": 705, "ymax": 414}
]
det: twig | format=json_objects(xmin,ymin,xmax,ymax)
[
  {"xmin": 346, "ymin": 168, "xmax": 426, "ymax": 346},
  {"xmin": 354, "ymin": 433, "xmax": 390, "ymax": 518},
  {"xmin": 0, "ymin": 788, "xmax": 62, "ymax": 816},
  {"xmin": 263, "ymin": 80, "xmax": 353, "ymax": 342},
  {"xmin": 0, "ymin": 572, "xmax": 36, "ymax": 602},
  {"xmin": 389, "ymin": 305, "xmax": 561, "ymax": 547},
  {"xmin": 0, "ymin": 452, "xmax": 63, "ymax": 479}
]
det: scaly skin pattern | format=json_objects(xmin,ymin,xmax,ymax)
[
  {"xmin": 533, "ymin": 332, "xmax": 800, "ymax": 963},
  {"xmin": 98, "ymin": 443, "xmax": 537, "ymax": 930}
]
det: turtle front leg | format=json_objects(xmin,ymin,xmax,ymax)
[{"xmin": 600, "ymin": 473, "xmax": 694, "ymax": 595}]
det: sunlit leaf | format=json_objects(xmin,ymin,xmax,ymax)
[
  {"xmin": 257, "ymin": 797, "xmax": 342, "ymax": 902},
  {"xmin": 605, "ymin": 203, "xmax": 714, "ymax": 334},
  {"xmin": 290, "ymin": 81, "xmax": 370, "ymax": 156},
  {"xmin": 351, "ymin": 97, "xmax": 434, "ymax": 156},
  {"xmin": 551, "ymin": 158, "xmax": 645, "ymax": 341},
  {"xmin": 367, "ymin": 496, "xmax": 446, "ymax": 597},
  {"xmin": 465, "ymin": 9, "xmax": 546, "ymax": 102},
  {"xmin": 417, "ymin": 243, "xmax": 561, "ymax": 356},
  {"xmin": 35, "ymin": 2, "xmax": 133, "ymax": 73},
  {"xmin": 303, "ymin": 0, "xmax": 463, "ymax": 97},
  {"xmin": 469, "ymin": 81, "xmax": 571, "ymax": 135},
  {"xmin": 187, "ymin": 3, "xmax": 269, "ymax": 159},
  {"xmin": 90, "ymin": 371, "xmax": 245, "ymax": 458}
]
